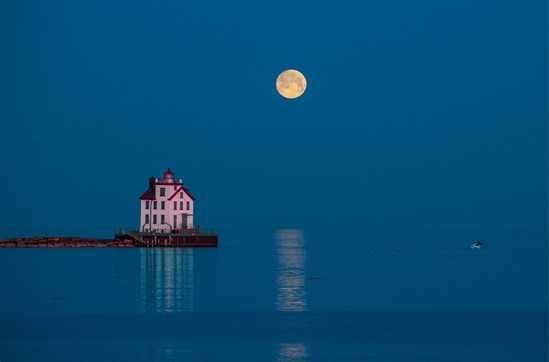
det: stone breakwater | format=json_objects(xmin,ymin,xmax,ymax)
[{"xmin": 0, "ymin": 237, "xmax": 135, "ymax": 248}]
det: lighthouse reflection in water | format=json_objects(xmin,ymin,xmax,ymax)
[{"xmin": 140, "ymin": 248, "xmax": 194, "ymax": 313}]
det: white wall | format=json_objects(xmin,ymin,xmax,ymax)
[{"xmin": 140, "ymin": 182, "xmax": 195, "ymax": 232}]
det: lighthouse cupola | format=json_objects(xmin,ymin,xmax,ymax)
[{"xmin": 163, "ymin": 168, "xmax": 175, "ymax": 183}]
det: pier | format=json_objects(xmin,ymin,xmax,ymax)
[
  {"xmin": 0, "ymin": 228, "xmax": 218, "ymax": 248},
  {"xmin": 115, "ymin": 228, "xmax": 218, "ymax": 248},
  {"xmin": 0, "ymin": 237, "xmax": 134, "ymax": 248}
]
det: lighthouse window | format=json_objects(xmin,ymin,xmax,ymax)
[
  {"xmin": 180, "ymin": 201, "xmax": 183, "ymax": 210},
  {"xmin": 161, "ymin": 201, "xmax": 165, "ymax": 210},
  {"xmin": 174, "ymin": 202, "xmax": 177, "ymax": 210},
  {"xmin": 153, "ymin": 201, "xmax": 157, "ymax": 210},
  {"xmin": 153, "ymin": 215, "xmax": 157, "ymax": 224},
  {"xmin": 145, "ymin": 214, "xmax": 150, "ymax": 224},
  {"xmin": 180, "ymin": 192, "xmax": 183, "ymax": 199},
  {"xmin": 161, "ymin": 215, "xmax": 165, "ymax": 224},
  {"xmin": 145, "ymin": 201, "xmax": 150, "ymax": 210},
  {"xmin": 160, "ymin": 188, "xmax": 166, "ymax": 197},
  {"xmin": 186, "ymin": 201, "xmax": 190, "ymax": 210},
  {"xmin": 173, "ymin": 215, "xmax": 177, "ymax": 228}
]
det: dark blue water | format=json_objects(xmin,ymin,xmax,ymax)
[{"xmin": 0, "ymin": 230, "xmax": 546, "ymax": 361}]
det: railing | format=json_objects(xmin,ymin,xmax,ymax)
[
  {"xmin": 115, "ymin": 227, "xmax": 218, "ymax": 236},
  {"xmin": 193, "ymin": 228, "xmax": 218, "ymax": 236},
  {"xmin": 115, "ymin": 228, "xmax": 140, "ymax": 235}
]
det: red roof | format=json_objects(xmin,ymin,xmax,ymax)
[
  {"xmin": 168, "ymin": 186, "xmax": 196, "ymax": 201},
  {"xmin": 139, "ymin": 188, "xmax": 156, "ymax": 200},
  {"xmin": 163, "ymin": 167, "xmax": 175, "ymax": 181}
]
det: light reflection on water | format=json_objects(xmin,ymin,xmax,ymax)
[
  {"xmin": 140, "ymin": 248, "xmax": 194, "ymax": 313},
  {"xmin": 276, "ymin": 229, "xmax": 307, "ymax": 312},
  {"xmin": 278, "ymin": 342, "xmax": 308, "ymax": 361},
  {"xmin": 276, "ymin": 229, "xmax": 309, "ymax": 361}
]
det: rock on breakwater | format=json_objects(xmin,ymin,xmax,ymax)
[{"xmin": 0, "ymin": 237, "xmax": 135, "ymax": 248}]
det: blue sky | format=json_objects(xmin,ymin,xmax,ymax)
[{"xmin": 1, "ymin": 0, "xmax": 547, "ymax": 238}]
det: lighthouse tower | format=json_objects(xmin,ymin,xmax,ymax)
[{"xmin": 139, "ymin": 168, "xmax": 195, "ymax": 232}]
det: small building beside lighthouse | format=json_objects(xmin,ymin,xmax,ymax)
[{"xmin": 139, "ymin": 168, "xmax": 195, "ymax": 232}]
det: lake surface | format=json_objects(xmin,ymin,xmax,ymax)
[{"xmin": 0, "ymin": 229, "xmax": 546, "ymax": 361}]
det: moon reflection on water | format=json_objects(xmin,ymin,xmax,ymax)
[{"xmin": 275, "ymin": 229, "xmax": 307, "ymax": 312}]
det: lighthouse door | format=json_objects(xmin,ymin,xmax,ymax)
[{"xmin": 181, "ymin": 214, "xmax": 188, "ymax": 229}]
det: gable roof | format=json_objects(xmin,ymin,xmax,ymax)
[
  {"xmin": 168, "ymin": 186, "xmax": 196, "ymax": 201},
  {"xmin": 139, "ymin": 188, "xmax": 156, "ymax": 200}
]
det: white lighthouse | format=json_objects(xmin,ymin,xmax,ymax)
[{"xmin": 139, "ymin": 168, "xmax": 195, "ymax": 232}]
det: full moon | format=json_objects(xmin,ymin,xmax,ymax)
[{"xmin": 276, "ymin": 70, "xmax": 307, "ymax": 99}]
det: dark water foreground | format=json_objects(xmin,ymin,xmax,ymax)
[
  {"xmin": 0, "ymin": 311, "xmax": 546, "ymax": 361},
  {"xmin": 0, "ymin": 230, "xmax": 546, "ymax": 361}
]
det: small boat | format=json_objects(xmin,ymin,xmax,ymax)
[{"xmin": 471, "ymin": 240, "xmax": 483, "ymax": 250}]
